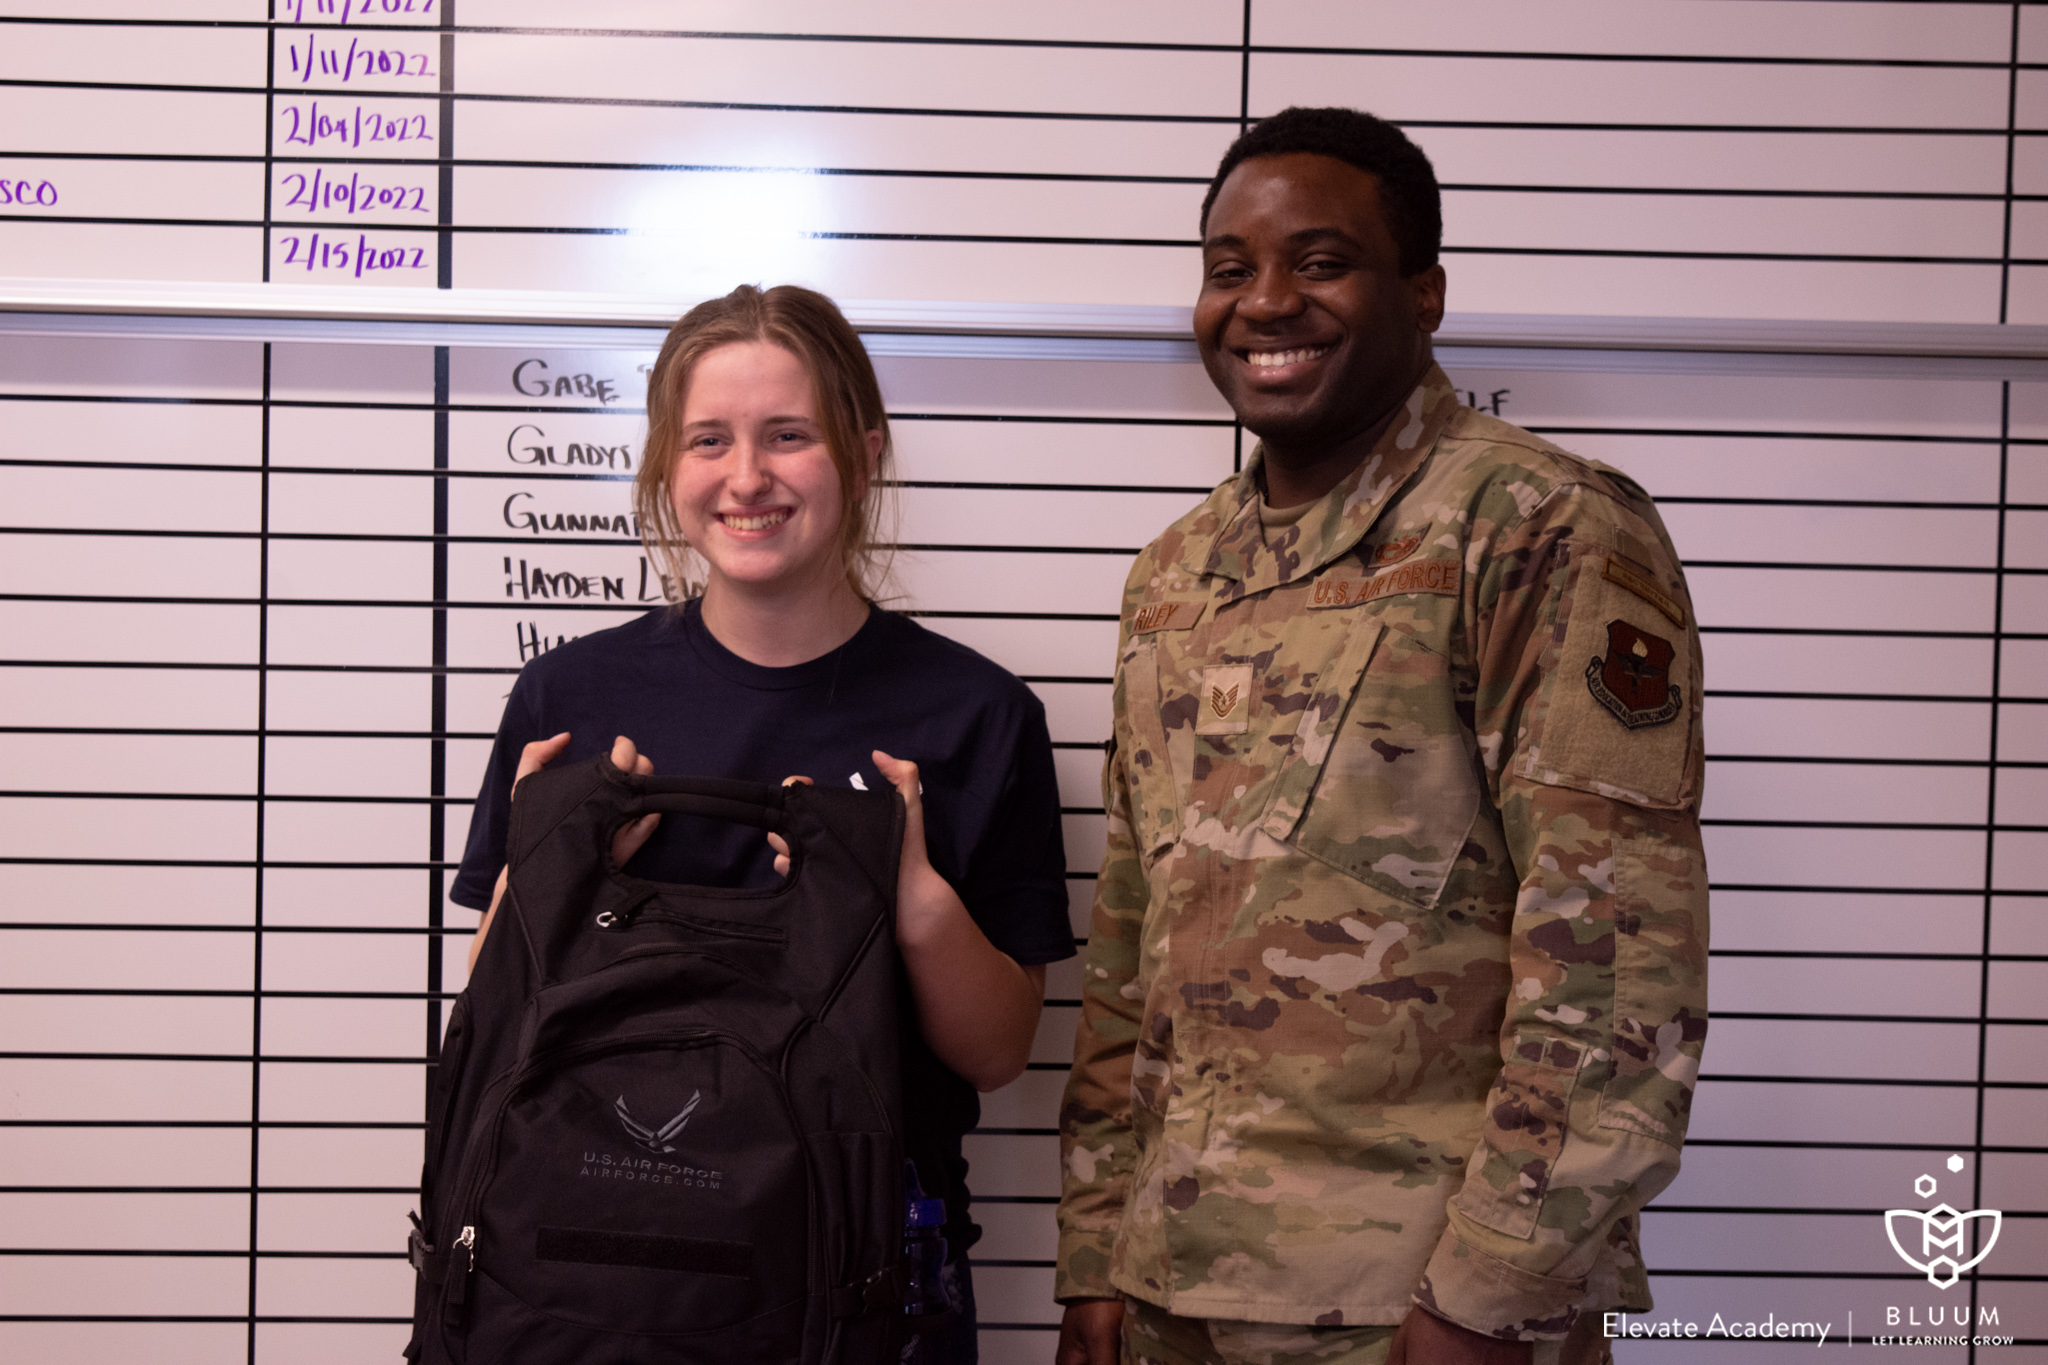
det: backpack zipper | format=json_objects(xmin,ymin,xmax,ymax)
[{"xmin": 593, "ymin": 901, "xmax": 787, "ymax": 942}]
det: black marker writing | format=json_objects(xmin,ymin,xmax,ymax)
[
  {"xmin": 511, "ymin": 358, "xmax": 620, "ymax": 404},
  {"xmin": 505, "ymin": 423, "xmax": 633, "ymax": 470},
  {"xmin": 516, "ymin": 622, "xmax": 577, "ymax": 661},
  {"xmin": 503, "ymin": 556, "xmax": 626, "ymax": 602},
  {"xmin": 501, "ymin": 491, "xmax": 638, "ymax": 537},
  {"xmin": 639, "ymin": 556, "xmax": 702, "ymax": 603}
]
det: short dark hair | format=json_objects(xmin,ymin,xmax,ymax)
[{"xmin": 1199, "ymin": 106, "xmax": 1442, "ymax": 277}]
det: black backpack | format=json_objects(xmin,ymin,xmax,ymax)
[{"xmin": 406, "ymin": 755, "xmax": 910, "ymax": 1363}]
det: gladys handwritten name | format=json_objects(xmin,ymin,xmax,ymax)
[{"xmin": 505, "ymin": 423, "xmax": 633, "ymax": 470}]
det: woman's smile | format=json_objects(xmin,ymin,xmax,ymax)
[{"xmin": 717, "ymin": 506, "xmax": 793, "ymax": 534}]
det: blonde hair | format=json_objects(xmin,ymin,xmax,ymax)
[{"xmin": 636, "ymin": 284, "xmax": 896, "ymax": 603}]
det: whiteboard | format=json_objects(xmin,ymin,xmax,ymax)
[{"xmin": 3, "ymin": 3, "xmax": 2044, "ymax": 1361}]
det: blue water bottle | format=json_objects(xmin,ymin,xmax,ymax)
[{"xmin": 902, "ymin": 1160, "xmax": 954, "ymax": 1317}]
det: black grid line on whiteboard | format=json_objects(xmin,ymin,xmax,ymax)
[{"xmin": 244, "ymin": 341, "xmax": 269, "ymax": 1365}]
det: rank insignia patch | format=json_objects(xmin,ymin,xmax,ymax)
[
  {"xmin": 1586, "ymin": 619, "xmax": 1682, "ymax": 729},
  {"xmin": 1195, "ymin": 663, "xmax": 1252, "ymax": 735}
]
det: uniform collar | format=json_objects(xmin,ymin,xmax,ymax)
[{"xmin": 1186, "ymin": 364, "xmax": 1459, "ymax": 596}]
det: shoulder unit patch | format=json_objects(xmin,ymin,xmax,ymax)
[{"xmin": 1586, "ymin": 620, "xmax": 1682, "ymax": 729}]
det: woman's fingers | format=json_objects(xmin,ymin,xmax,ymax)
[
  {"xmin": 764, "ymin": 779, "xmax": 809, "ymax": 877},
  {"xmin": 871, "ymin": 750, "xmax": 929, "ymax": 869},
  {"xmin": 611, "ymin": 813, "xmax": 659, "ymax": 867},
  {"xmin": 513, "ymin": 731, "xmax": 572, "ymax": 790},
  {"xmin": 607, "ymin": 736, "xmax": 658, "ymax": 865},
  {"xmin": 609, "ymin": 734, "xmax": 651, "ymax": 776},
  {"xmin": 872, "ymin": 750, "xmax": 919, "ymax": 802}
]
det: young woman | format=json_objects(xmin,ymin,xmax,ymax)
[{"xmin": 451, "ymin": 284, "xmax": 1073, "ymax": 1362}]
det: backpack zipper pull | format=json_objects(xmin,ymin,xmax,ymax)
[{"xmin": 444, "ymin": 1225, "xmax": 476, "ymax": 1321}]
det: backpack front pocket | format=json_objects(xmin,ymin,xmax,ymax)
[{"xmin": 457, "ymin": 1031, "xmax": 812, "ymax": 1361}]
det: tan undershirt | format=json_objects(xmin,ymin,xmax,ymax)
[{"xmin": 1258, "ymin": 494, "xmax": 1317, "ymax": 543}]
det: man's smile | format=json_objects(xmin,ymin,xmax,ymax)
[{"xmin": 1233, "ymin": 342, "xmax": 1338, "ymax": 384}]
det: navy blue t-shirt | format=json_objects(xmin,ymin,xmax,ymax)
[{"xmin": 452, "ymin": 600, "xmax": 1074, "ymax": 1238}]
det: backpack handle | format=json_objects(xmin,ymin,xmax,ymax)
[
  {"xmin": 612, "ymin": 768, "xmax": 787, "ymax": 832},
  {"xmin": 626, "ymin": 791, "xmax": 784, "ymax": 831}
]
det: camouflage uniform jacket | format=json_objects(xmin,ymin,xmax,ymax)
[{"xmin": 1055, "ymin": 365, "xmax": 1709, "ymax": 1339}]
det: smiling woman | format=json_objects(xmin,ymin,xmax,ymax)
[
  {"xmin": 636, "ymin": 284, "xmax": 898, "ymax": 643},
  {"xmin": 451, "ymin": 284, "xmax": 1074, "ymax": 1365},
  {"xmin": 665, "ymin": 340, "xmax": 859, "ymax": 596}
]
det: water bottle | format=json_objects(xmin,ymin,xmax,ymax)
[{"xmin": 901, "ymin": 1160, "xmax": 955, "ymax": 1316}]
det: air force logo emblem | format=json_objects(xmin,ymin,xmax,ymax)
[
  {"xmin": 615, "ymin": 1091, "xmax": 701, "ymax": 1155},
  {"xmin": 1884, "ymin": 1164, "xmax": 2002, "ymax": 1289}
]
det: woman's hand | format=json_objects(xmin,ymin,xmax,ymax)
[
  {"xmin": 766, "ymin": 775, "xmax": 811, "ymax": 877},
  {"xmin": 774, "ymin": 757, "xmax": 1048, "ymax": 1088},
  {"xmin": 873, "ymin": 750, "xmax": 1045, "ymax": 1091},
  {"xmin": 604, "ymin": 735, "xmax": 660, "ymax": 866},
  {"xmin": 767, "ymin": 754, "xmax": 1045, "ymax": 1091},
  {"xmin": 871, "ymin": 751, "xmax": 946, "ymax": 940},
  {"xmin": 468, "ymin": 734, "xmax": 656, "ymax": 971}
]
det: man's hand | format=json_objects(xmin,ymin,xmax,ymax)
[
  {"xmin": 1053, "ymin": 1298, "xmax": 1123, "ymax": 1365},
  {"xmin": 1387, "ymin": 1305, "xmax": 1532, "ymax": 1364}
]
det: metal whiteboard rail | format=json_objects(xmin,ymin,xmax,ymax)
[{"xmin": 8, "ymin": 277, "xmax": 2048, "ymax": 377}]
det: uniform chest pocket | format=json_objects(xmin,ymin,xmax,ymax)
[{"xmin": 1262, "ymin": 624, "xmax": 1485, "ymax": 908}]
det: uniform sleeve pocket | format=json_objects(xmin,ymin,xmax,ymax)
[
  {"xmin": 1597, "ymin": 837, "xmax": 1709, "ymax": 1147},
  {"xmin": 1520, "ymin": 541, "xmax": 1698, "ymax": 811},
  {"xmin": 1456, "ymin": 1036, "xmax": 1586, "ymax": 1240}
]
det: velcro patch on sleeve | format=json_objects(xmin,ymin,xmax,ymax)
[
  {"xmin": 1602, "ymin": 553, "xmax": 1685, "ymax": 627},
  {"xmin": 1310, "ymin": 558, "xmax": 1460, "ymax": 609},
  {"xmin": 1524, "ymin": 545, "xmax": 1697, "ymax": 809},
  {"xmin": 1131, "ymin": 600, "xmax": 1201, "ymax": 634}
]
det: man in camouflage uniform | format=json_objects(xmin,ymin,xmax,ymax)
[{"xmin": 1054, "ymin": 108, "xmax": 1708, "ymax": 1365}]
